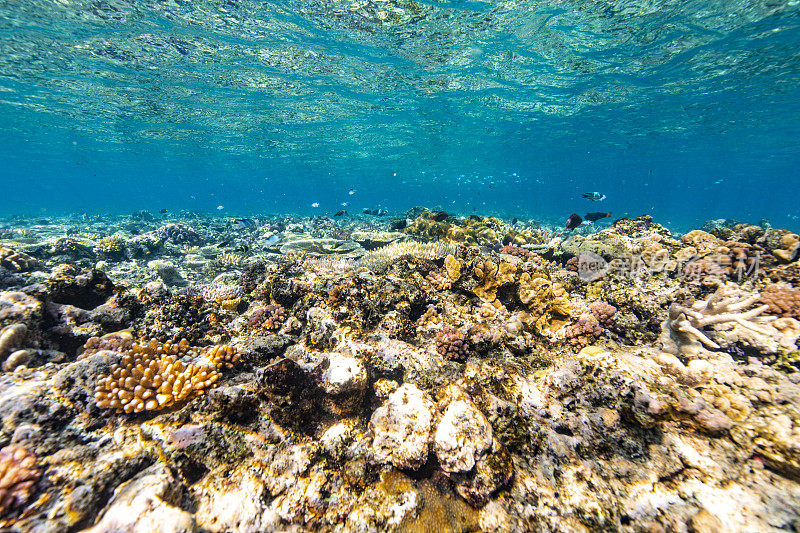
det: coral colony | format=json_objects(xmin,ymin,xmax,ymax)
[{"xmin": 0, "ymin": 211, "xmax": 798, "ymax": 531}]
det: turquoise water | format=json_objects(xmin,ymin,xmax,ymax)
[{"xmin": 1, "ymin": 0, "xmax": 799, "ymax": 230}]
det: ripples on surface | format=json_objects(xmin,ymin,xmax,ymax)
[{"xmin": 1, "ymin": 0, "xmax": 799, "ymax": 171}]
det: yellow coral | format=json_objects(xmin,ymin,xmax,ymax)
[{"xmin": 94, "ymin": 339, "xmax": 237, "ymax": 413}]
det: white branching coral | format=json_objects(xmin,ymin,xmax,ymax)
[{"xmin": 661, "ymin": 285, "xmax": 774, "ymax": 356}]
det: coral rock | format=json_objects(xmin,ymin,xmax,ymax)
[
  {"xmin": 434, "ymin": 398, "xmax": 492, "ymax": 473},
  {"xmin": 83, "ymin": 464, "xmax": 196, "ymax": 533},
  {"xmin": 370, "ymin": 384, "xmax": 437, "ymax": 469}
]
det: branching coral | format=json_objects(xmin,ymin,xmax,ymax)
[
  {"xmin": 435, "ymin": 328, "xmax": 470, "ymax": 361},
  {"xmin": 94, "ymin": 339, "xmax": 237, "ymax": 413},
  {"xmin": 661, "ymin": 285, "xmax": 774, "ymax": 355},
  {"xmin": 563, "ymin": 319, "xmax": 602, "ymax": 348},
  {"xmin": 248, "ymin": 304, "xmax": 287, "ymax": 332},
  {"xmin": 0, "ymin": 445, "xmax": 40, "ymax": 518},
  {"xmin": 0, "ymin": 247, "xmax": 38, "ymax": 272}
]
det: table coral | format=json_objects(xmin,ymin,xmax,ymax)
[{"xmin": 93, "ymin": 339, "xmax": 237, "ymax": 413}]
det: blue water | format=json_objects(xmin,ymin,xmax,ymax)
[{"xmin": 1, "ymin": 0, "xmax": 799, "ymax": 231}]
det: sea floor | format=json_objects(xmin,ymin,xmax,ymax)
[{"xmin": 0, "ymin": 209, "xmax": 799, "ymax": 532}]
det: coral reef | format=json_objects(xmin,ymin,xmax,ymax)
[{"xmin": 1, "ymin": 210, "xmax": 799, "ymax": 531}]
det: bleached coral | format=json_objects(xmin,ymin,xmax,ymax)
[{"xmin": 661, "ymin": 285, "xmax": 775, "ymax": 356}]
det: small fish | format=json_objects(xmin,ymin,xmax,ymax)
[
  {"xmin": 233, "ymin": 218, "xmax": 257, "ymax": 229},
  {"xmin": 581, "ymin": 192, "xmax": 606, "ymax": 201},
  {"xmin": 216, "ymin": 205, "xmax": 225, "ymax": 210},
  {"xmin": 159, "ymin": 208, "xmax": 168, "ymax": 214},
  {"xmin": 264, "ymin": 234, "xmax": 281, "ymax": 247},
  {"xmin": 333, "ymin": 210, "xmax": 347, "ymax": 217},
  {"xmin": 311, "ymin": 202, "xmax": 320, "ymax": 208},
  {"xmin": 584, "ymin": 212, "xmax": 612, "ymax": 222},
  {"xmin": 348, "ymin": 189, "xmax": 356, "ymax": 195},
  {"xmin": 341, "ymin": 202, "xmax": 349, "ymax": 207},
  {"xmin": 565, "ymin": 213, "xmax": 583, "ymax": 230}
]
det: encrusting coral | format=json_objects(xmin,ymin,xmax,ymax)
[
  {"xmin": 761, "ymin": 284, "xmax": 800, "ymax": 318},
  {"xmin": 94, "ymin": 339, "xmax": 237, "ymax": 413},
  {"xmin": 661, "ymin": 285, "xmax": 774, "ymax": 355}
]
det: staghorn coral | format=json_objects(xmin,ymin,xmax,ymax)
[
  {"xmin": 0, "ymin": 247, "xmax": 38, "ymax": 272},
  {"xmin": 210, "ymin": 252, "xmax": 244, "ymax": 269},
  {"xmin": 94, "ymin": 339, "xmax": 237, "ymax": 413},
  {"xmin": 435, "ymin": 328, "xmax": 470, "ymax": 361},
  {"xmin": 761, "ymin": 285, "xmax": 800, "ymax": 318},
  {"xmin": 563, "ymin": 319, "xmax": 602, "ymax": 348},
  {"xmin": 156, "ymin": 223, "xmax": 204, "ymax": 246},
  {"xmin": 0, "ymin": 446, "xmax": 40, "ymax": 519},
  {"xmin": 661, "ymin": 285, "xmax": 773, "ymax": 356}
]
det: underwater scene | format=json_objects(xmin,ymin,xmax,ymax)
[{"xmin": 1, "ymin": 0, "xmax": 800, "ymax": 531}]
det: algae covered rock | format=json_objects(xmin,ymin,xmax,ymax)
[
  {"xmin": 369, "ymin": 383, "xmax": 437, "ymax": 469},
  {"xmin": 83, "ymin": 463, "xmax": 196, "ymax": 533}
]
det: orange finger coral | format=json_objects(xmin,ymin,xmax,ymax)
[{"xmin": 94, "ymin": 339, "xmax": 237, "ymax": 413}]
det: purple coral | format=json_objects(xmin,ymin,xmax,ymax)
[
  {"xmin": 248, "ymin": 304, "xmax": 288, "ymax": 332},
  {"xmin": 564, "ymin": 319, "xmax": 602, "ymax": 348},
  {"xmin": 590, "ymin": 302, "xmax": 617, "ymax": 328},
  {"xmin": 435, "ymin": 328, "xmax": 470, "ymax": 362}
]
